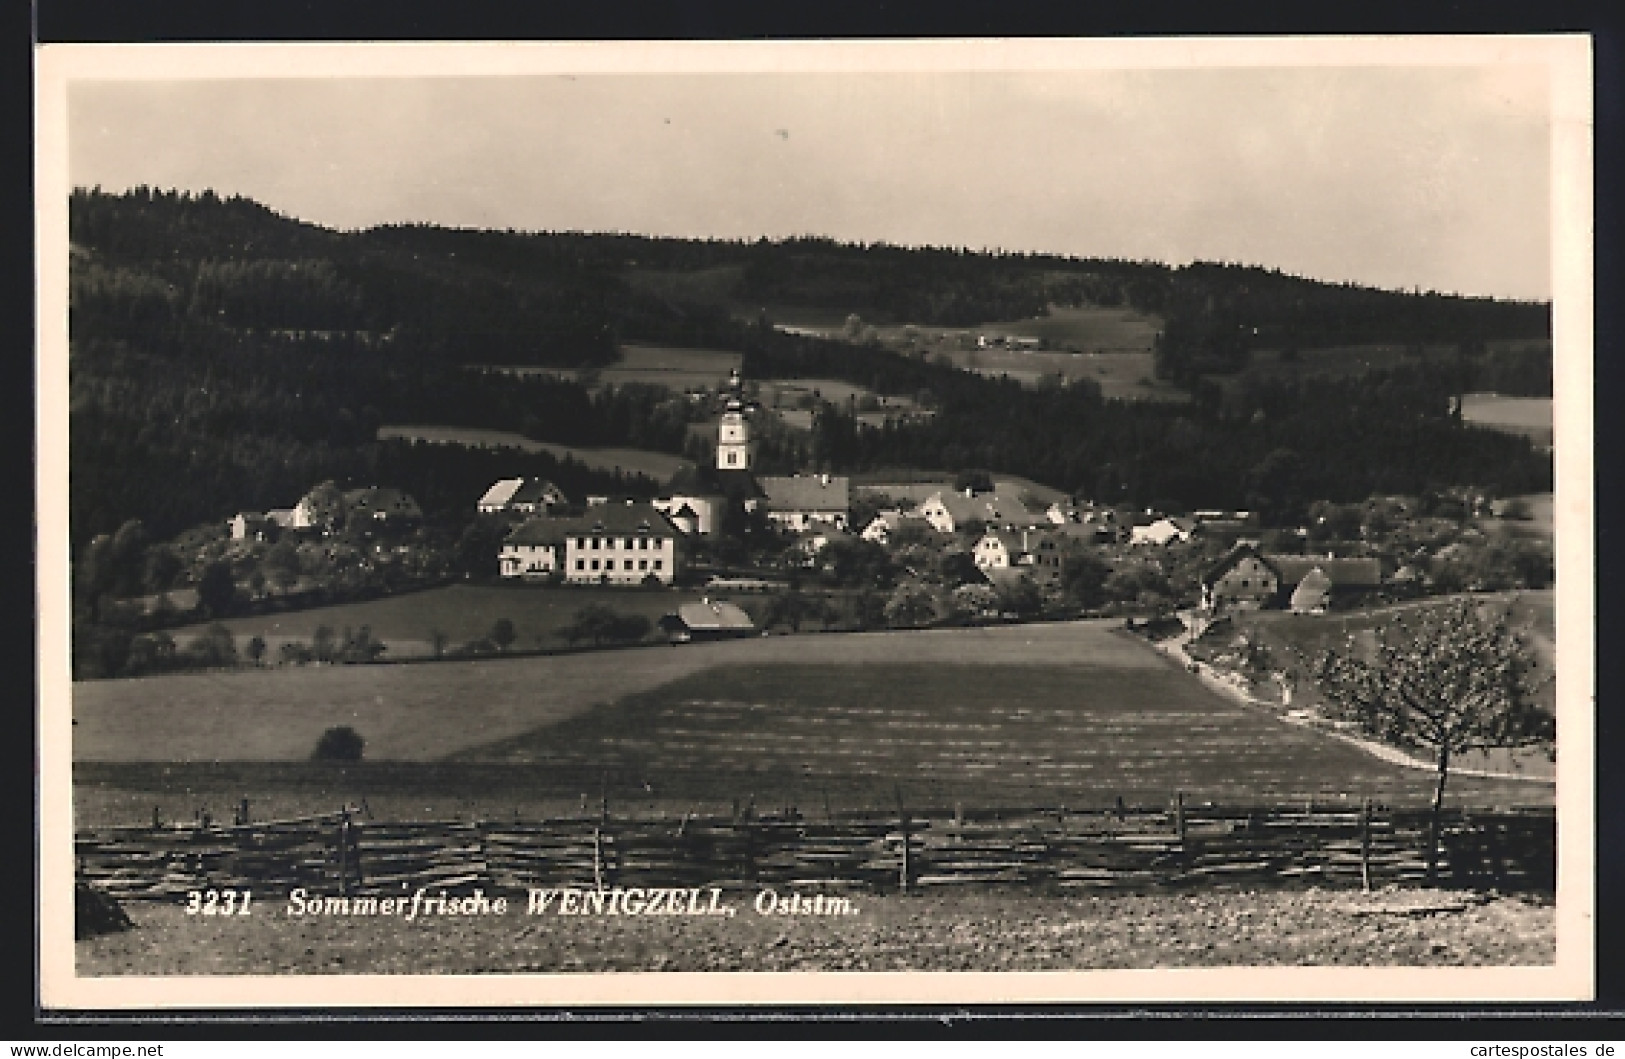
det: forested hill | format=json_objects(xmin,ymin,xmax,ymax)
[{"xmin": 67, "ymin": 187, "xmax": 1552, "ymax": 548}]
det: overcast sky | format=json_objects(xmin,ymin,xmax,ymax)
[{"xmin": 67, "ymin": 63, "xmax": 1553, "ymax": 300}]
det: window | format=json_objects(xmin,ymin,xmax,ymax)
[
  {"xmin": 624, "ymin": 560, "xmax": 634, "ymax": 571},
  {"xmin": 590, "ymin": 559, "xmax": 599, "ymax": 571},
  {"xmin": 653, "ymin": 560, "xmax": 663, "ymax": 571},
  {"xmin": 577, "ymin": 537, "xmax": 586, "ymax": 549},
  {"xmin": 639, "ymin": 559, "xmax": 648, "ymax": 571},
  {"xmin": 575, "ymin": 559, "xmax": 585, "ymax": 571},
  {"xmin": 726, "ymin": 452, "xmax": 737, "ymax": 465}
]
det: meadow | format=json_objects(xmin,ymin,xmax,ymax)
[
  {"xmin": 1460, "ymin": 392, "xmax": 1554, "ymax": 447},
  {"xmin": 164, "ymin": 583, "xmax": 711, "ymax": 660},
  {"xmin": 74, "ymin": 621, "xmax": 1549, "ymax": 827},
  {"xmin": 1217, "ymin": 592, "xmax": 1557, "ymax": 779}
]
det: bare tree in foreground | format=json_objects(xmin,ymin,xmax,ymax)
[{"xmin": 1307, "ymin": 598, "xmax": 1553, "ymax": 880}]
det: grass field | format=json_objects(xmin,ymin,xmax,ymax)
[
  {"xmin": 377, "ymin": 425, "xmax": 686, "ymax": 481},
  {"xmin": 74, "ymin": 621, "xmax": 1550, "ymax": 826},
  {"xmin": 165, "ymin": 584, "xmax": 711, "ymax": 660},
  {"xmin": 1460, "ymin": 392, "xmax": 1554, "ymax": 447}
]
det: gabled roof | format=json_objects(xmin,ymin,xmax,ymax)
[
  {"xmin": 758, "ymin": 475, "xmax": 850, "ymax": 512},
  {"xmin": 1200, "ymin": 542, "xmax": 1271, "ymax": 587},
  {"xmin": 673, "ymin": 600, "xmax": 756, "ymax": 632},
  {"xmin": 1290, "ymin": 568, "xmax": 1334, "ymax": 609},
  {"xmin": 977, "ymin": 528, "xmax": 1028, "ymax": 553},
  {"xmin": 505, "ymin": 500, "xmax": 681, "ymax": 546},
  {"xmin": 1265, "ymin": 555, "xmax": 1383, "ymax": 589},
  {"xmin": 924, "ymin": 490, "xmax": 1045, "ymax": 527},
  {"xmin": 479, "ymin": 478, "xmax": 524, "ymax": 508}
]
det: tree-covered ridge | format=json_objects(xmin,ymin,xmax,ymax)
[{"xmin": 66, "ymin": 187, "xmax": 1552, "ymax": 550}]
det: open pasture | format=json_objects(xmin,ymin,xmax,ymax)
[
  {"xmin": 164, "ymin": 584, "xmax": 711, "ymax": 660},
  {"xmin": 74, "ymin": 622, "xmax": 1164, "ymax": 765},
  {"xmin": 933, "ymin": 348, "xmax": 1185, "ymax": 402},
  {"xmin": 1460, "ymin": 392, "xmax": 1554, "ymax": 447},
  {"xmin": 376, "ymin": 425, "xmax": 685, "ymax": 480},
  {"xmin": 596, "ymin": 342, "xmax": 741, "ymax": 392}
]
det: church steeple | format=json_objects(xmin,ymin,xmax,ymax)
[{"xmin": 716, "ymin": 367, "xmax": 752, "ymax": 471}]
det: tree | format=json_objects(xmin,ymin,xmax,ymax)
[
  {"xmin": 953, "ymin": 469, "xmax": 994, "ymax": 494},
  {"xmin": 1305, "ymin": 599, "xmax": 1553, "ymax": 880},
  {"xmin": 884, "ymin": 582, "xmax": 938, "ymax": 628},
  {"xmin": 196, "ymin": 560, "xmax": 238, "ymax": 619},
  {"xmin": 246, "ymin": 635, "xmax": 267, "ymax": 665},
  {"xmin": 490, "ymin": 618, "xmax": 517, "ymax": 652},
  {"xmin": 311, "ymin": 725, "xmax": 365, "ymax": 762},
  {"xmin": 1059, "ymin": 553, "xmax": 1112, "ymax": 609},
  {"xmin": 312, "ymin": 624, "xmax": 336, "ymax": 663}
]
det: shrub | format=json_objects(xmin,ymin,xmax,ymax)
[{"xmin": 311, "ymin": 726, "xmax": 365, "ymax": 762}]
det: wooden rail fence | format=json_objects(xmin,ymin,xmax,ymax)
[{"xmin": 75, "ymin": 801, "xmax": 1555, "ymax": 901}]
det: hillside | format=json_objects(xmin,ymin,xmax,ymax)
[{"xmin": 67, "ymin": 187, "xmax": 1553, "ymax": 604}]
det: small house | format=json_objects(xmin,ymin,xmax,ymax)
[{"xmin": 660, "ymin": 599, "xmax": 757, "ymax": 643}]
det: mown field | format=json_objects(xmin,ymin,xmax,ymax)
[
  {"xmin": 78, "ymin": 886, "xmax": 1553, "ymax": 975},
  {"xmin": 74, "ymin": 622, "xmax": 1550, "ymax": 828},
  {"xmin": 164, "ymin": 583, "xmax": 710, "ymax": 660},
  {"xmin": 376, "ymin": 425, "xmax": 687, "ymax": 480}
]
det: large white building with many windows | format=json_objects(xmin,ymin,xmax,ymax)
[{"xmin": 499, "ymin": 499, "xmax": 683, "ymax": 584}]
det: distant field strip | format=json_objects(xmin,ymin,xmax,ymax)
[{"xmin": 73, "ymin": 622, "xmax": 1161, "ymax": 764}]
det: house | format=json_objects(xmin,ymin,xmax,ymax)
[
  {"xmin": 1029, "ymin": 523, "xmax": 1097, "ymax": 579},
  {"xmin": 1201, "ymin": 543, "xmax": 1384, "ymax": 612},
  {"xmin": 917, "ymin": 490, "xmax": 1046, "ymax": 535},
  {"xmin": 1130, "ymin": 517, "xmax": 1195, "ymax": 547},
  {"xmin": 861, "ymin": 510, "xmax": 907, "ymax": 544},
  {"xmin": 499, "ymin": 519, "xmax": 569, "ymax": 580},
  {"xmin": 973, "ymin": 528, "xmax": 1037, "ymax": 571},
  {"xmin": 478, "ymin": 477, "xmax": 568, "ymax": 515},
  {"xmin": 652, "ymin": 497, "xmax": 711, "ymax": 536},
  {"xmin": 499, "ymin": 499, "xmax": 684, "ymax": 585},
  {"xmin": 229, "ymin": 512, "xmax": 276, "ymax": 542},
  {"xmin": 757, "ymin": 474, "xmax": 850, "ymax": 531},
  {"xmin": 1265, "ymin": 555, "xmax": 1384, "ymax": 606},
  {"xmin": 659, "ymin": 599, "xmax": 756, "ymax": 643}
]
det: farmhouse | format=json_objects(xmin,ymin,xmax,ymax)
[
  {"xmin": 478, "ymin": 477, "xmax": 568, "ymax": 515},
  {"xmin": 1201, "ymin": 544, "xmax": 1385, "ymax": 612},
  {"xmin": 862, "ymin": 509, "xmax": 933, "ymax": 544},
  {"xmin": 757, "ymin": 474, "xmax": 850, "ymax": 531},
  {"xmin": 499, "ymin": 499, "xmax": 683, "ymax": 584},
  {"xmin": 917, "ymin": 490, "xmax": 1046, "ymax": 535},
  {"xmin": 1200, "ymin": 544, "xmax": 1280, "ymax": 611},
  {"xmin": 228, "ymin": 511, "xmax": 276, "ymax": 542},
  {"xmin": 1130, "ymin": 516, "xmax": 1195, "ymax": 547},
  {"xmin": 660, "ymin": 599, "xmax": 757, "ymax": 642}
]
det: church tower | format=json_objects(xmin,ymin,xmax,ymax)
[{"xmin": 716, "ymin": 367, "xmax": 753, "ymax": 471}]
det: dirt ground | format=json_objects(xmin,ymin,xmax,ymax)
[{"xmin": 77, "ymin": 886, "xmax": 1553, "ymax": 975}]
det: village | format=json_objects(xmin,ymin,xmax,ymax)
[{"xmin": 89, "ymin": 363, "xmax": 1550, "ymax": 670}]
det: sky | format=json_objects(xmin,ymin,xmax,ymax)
[{"xmin": 66, "ymin": 62, "xmax": 1554, "ymax": 300}]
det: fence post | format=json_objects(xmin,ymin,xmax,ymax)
[
  {"xmin": 337, "ymin": 809, "xmax": 350, "ymax": 897},
  {"xmin": 592, "ymin": 826, "xmax": 604, "ymax": 892},
  {"xmin": 1359, "ymin": 798, "xmax": 1372, "ymax": 893},
  {"xmin": 895, "ymin": 785, "xmax": 912, "ymax": 894}
]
